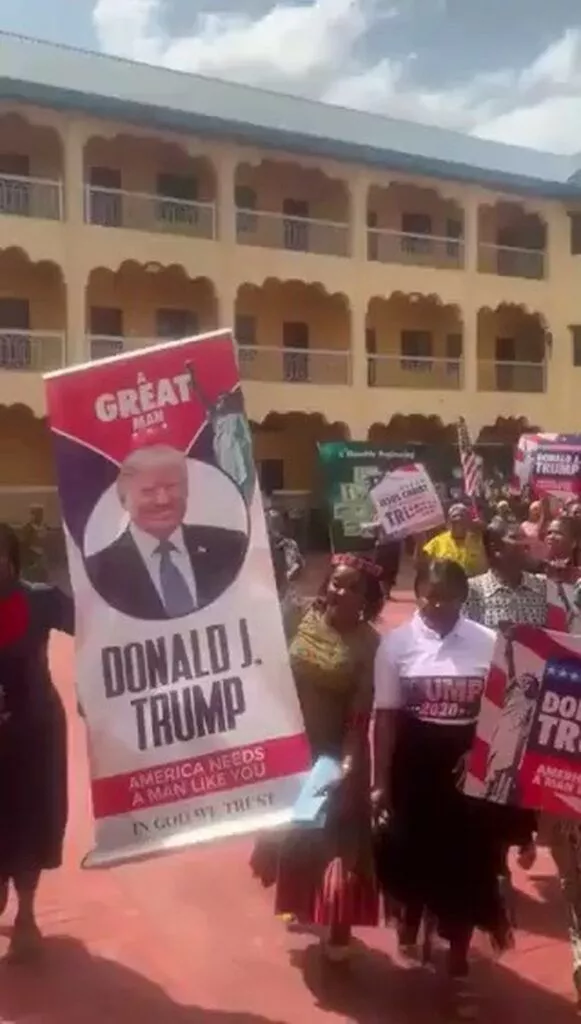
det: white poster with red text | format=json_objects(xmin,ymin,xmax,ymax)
[
  {"xmin": 44, "ymin": 330, "xmax": 309, "ymax": 868},
  {"xmin": 370, "ymin": 462, "xmax": 444, "ymax": 540}
]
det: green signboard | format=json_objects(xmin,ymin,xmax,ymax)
[{"xmin": 318, "ymin": 442, "xmax": 424, "ymax": 552}]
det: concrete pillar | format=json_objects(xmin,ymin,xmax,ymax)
[
  {"xmin": 62, "ymin": 118, "xmax": 88, "ymax": 363},
  {"xmin": 63, "ymin": 117, "xmax": 86, "ymax": 226},
  {"xmin": 217, "ymin": 283, "xmax": 237, "ymax": 334},
  {"xmin": 212, "ymin": 149, "xmax": 238, "ymax": 331},
  {"xmin": 215, "ymin": 148, "xmax": 237, "ymax": 246},
  {"xmin": 64, "ymin": 265, "xmax": 87, "ymax": 365},
  {"xmin": 350, "ymin": 171, "xmax": 370, "ymax": 264},
  {"xmin": 462, "ymin": 301, "xmax": 479, "ymax": 398},
  {"xmin": 464, "ymin": 191, "xmax": 481, "ymax": 274},
  {"xmin": 350, "ymin": 293, "xmax": 367, "ymax": 390},
  {"xmin": 346, "ymin": 293, "xmax": 370, "ymax": 442},
  {"xmin": 543, "ymin": 207, "xmax": 572, "ymax": 425}
]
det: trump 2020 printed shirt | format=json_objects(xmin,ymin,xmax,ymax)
[{"xmin": 374, "ymin": 612, "xmax": 496, "ymax": 726}]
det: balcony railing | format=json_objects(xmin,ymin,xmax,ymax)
[
  {"xmin": 367, "ymin": 354, "xmax": 463, "ymax": 389},
  {"xmin": 85, "ymin": 186, "xmax": 216, "ymax": 240},
  {"xmin": 0, "ymin": 330, "xmax": 65, "ymax": 371},
  {"xmin": 89, "ymin": 335, "xmax": 127, "ymax": 361},
  {"xmin": 478, "ymin": 360, "xmax": 546, "ymax": 393},
  {"xmin": 478, "ymin": 243, "xmax": 545, "ymax": 280},
  {"xmin": 0, "ymin": 173, "xmax": 63, "ymax": 221},
  {"xmin": 367, "ymin": 229, "xmax": 464, "ymax": 270},
  {"xmin": 88, "ymin": 335, "xmax": 170, "ymax": 360},
  {"xmin": 236, "ymin": 209, "xmax": 350, "ymax": 257},
  {"xmin": 237, "ymin": 345, "xmax": 351, "ymax": 385}
]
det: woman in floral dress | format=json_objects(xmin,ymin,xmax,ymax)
[{"xmin": 274, "ymin": 554, "xmax": 383, "ymax": 960}]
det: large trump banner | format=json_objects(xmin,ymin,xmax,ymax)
[
  {"xmin": 44, "ymin": 329, "xmax": 310, "ymax": 867},
  {"xmin": 464, "ymin": 625, "xmax": 581, "ymax": 819}
]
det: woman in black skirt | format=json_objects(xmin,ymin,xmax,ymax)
[
  {"xmin": 373, "ymin": 558, "xmax": 534, "ymax": 1014},
  {"xmin": 0, "ymin": 523, "xmax": 74, "ymax": 961}
]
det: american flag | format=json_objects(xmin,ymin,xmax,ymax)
[
  {"xmin": 464, "ymin": 625, "xmax": 581, "ymax": 820},
  {"xmin": 457, "ymin": 416, "xmax": 482, "ymax": 498}
]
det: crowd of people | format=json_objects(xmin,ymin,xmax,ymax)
[
  {"xmin": 3, "ymin": 487, "xmax": 581, "ymax": 1022},
  {"xmin": 255, "ymin": 492, "xmax": 581, "ymax": 1018}
]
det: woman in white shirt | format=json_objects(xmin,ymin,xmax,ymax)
[{"xmin": 373, "ymin": 558, "xmax": 530, "ymax": 1015}]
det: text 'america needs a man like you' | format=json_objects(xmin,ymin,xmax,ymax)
[{"xmin": 101, "ymin": 617, "xmax": 256, "ymax": 752}]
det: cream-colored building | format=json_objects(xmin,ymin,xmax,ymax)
[{"xmin": 1, "ymin": 32, "xmax": 581, "ymax": 520}]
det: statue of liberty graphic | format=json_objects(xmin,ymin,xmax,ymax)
[
  {"xmin": 188, "ymin": 363, "xmax": 255, "ymax": 504},
  {"xmin": 484, "ymin": 635, "xmax": 541, "ymax": 803}
]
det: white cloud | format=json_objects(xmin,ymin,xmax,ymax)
[
  {"xmin": 322, "ymin": 64, "xmax": 500, "ymax": 131},
  {"xmin": 94, "ymin": 0, "xmax": 164, "ymax": 63},
  {"xmin": 92, "ymin": 0, "xmax": 581, "ymax": 155},
  {"xmin": 518, "ymin": 27, "xmax": 581, "ymax": 91},
  {"xmin": 475, "ymin": 95, "xmax": 581, "ymax": 153},
  {"xmin": 473, "ymin": 28, "xmax": 581, "ymax": 153},
  {"xmin": 93, "ymin": 0, "xmax": 382, "ymax": 92}
]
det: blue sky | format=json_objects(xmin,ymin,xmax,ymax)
[{"xmin": 2, "ymin": 0, "xmax": 581, "ymax": 152}]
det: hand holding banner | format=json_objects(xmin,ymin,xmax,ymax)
[{"xmin": 370, "ymin": 462, "xmax": 444, "ymax": 541}]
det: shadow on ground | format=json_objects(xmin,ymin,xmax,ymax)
[
  {"xmin": 513, "ymin": 874, "xmax": 567, "ymax": 943},
  {"xmin": 0, "ymin": 936, "xmax": 287, "ymax": 1024},
  {"xmin": 289, "ymin": 929, "xmax": 574, "ymax": 1024},
  {"xmin": 0, "ymin": 928, "xmax": 573, "ymax": 1024}
]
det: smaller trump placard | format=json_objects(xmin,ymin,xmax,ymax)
[
  {"xmin": 370, "ymin": 462, "xmax": 444, "ymax": 541},
  {"xmin": 465, "ymin": 625, "xmax": 581, "ymax": 820}
]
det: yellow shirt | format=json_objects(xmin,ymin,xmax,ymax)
[{"xmin": 423, "ymin": 529, "xmax": 487, "ymax": 578}]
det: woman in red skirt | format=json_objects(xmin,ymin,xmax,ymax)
[{"xmin": 275, "ymin": 554, "xmax": 382, "ymax": 961}]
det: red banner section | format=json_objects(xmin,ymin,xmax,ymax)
[
  {"xmin": 45, "ymin": 331, "xmax": 238, "ymax": 463},
  {"xmin": 92, "ymin": 733, "xmax": 311, "ymax": 818},
  {"xmin": 519, "ymin": 751, "xmax": 581, "ymax": 814}
]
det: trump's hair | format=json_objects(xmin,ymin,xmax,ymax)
[{"xmin": 117, "ymin": 444, "xmax": 188, "ymax": 495}]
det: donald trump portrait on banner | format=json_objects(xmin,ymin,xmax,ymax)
[{"xmin": 85, "ymin": 444, "xmax": 248, "ymax": 621}]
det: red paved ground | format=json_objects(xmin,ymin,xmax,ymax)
[{"xmin": 0, "ymin": 572, "xmax": 576, "ymax": 1022}]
